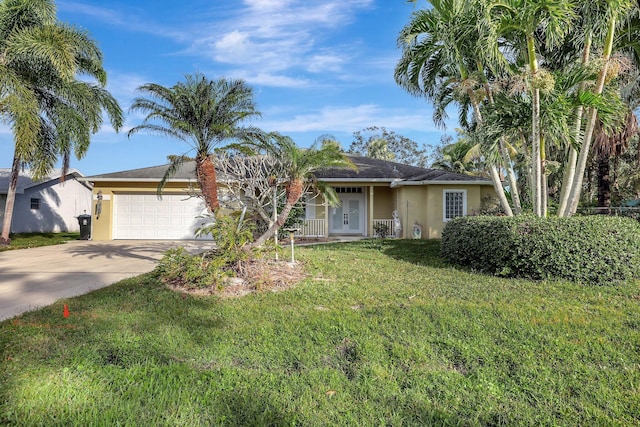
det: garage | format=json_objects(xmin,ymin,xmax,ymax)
[{"xmin": 113, "ymin": 193, "xmax": 212, "ymax": 240}]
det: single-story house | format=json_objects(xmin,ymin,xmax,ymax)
[
  {"xmin": 81, "ymin": 155, "xmax": 497, "ymax": 241},
  {"xmin": 0, "ymin": 168, "xmax": 93, "ymax": 233}
]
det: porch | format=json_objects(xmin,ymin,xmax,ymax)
[{"xmin": 292, "ymin": 218, "xmax": 398, "ymax": 238}]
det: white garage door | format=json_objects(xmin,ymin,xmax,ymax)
[{"xmin": 113, "ymin": 193, "xmax": 212, "ymax": 240}]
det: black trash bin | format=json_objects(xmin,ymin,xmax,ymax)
[{"xmin": 77, "ymin": 213, "xmax": 91, "ymax": 240}]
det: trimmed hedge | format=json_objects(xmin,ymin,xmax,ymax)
[{"xmin": 441, "ymin": 215, "xmax": 640, "ymax": 285}]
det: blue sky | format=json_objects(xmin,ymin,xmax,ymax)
[{"xmin": 3, "ymin": 0, "xmax": 453, "ymax": 176}]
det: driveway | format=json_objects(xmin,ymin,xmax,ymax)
[{"xmin": 0, "ymin": 240, "xmax": 215, "ymax": 321}]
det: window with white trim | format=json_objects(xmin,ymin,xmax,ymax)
[
  {"xmin": 443, "ymin": 190, "xmax": 466, "ymax": 221},
  {"xmin": 30, "ymin": 198, "xmax": 40, "ymax": 210}
]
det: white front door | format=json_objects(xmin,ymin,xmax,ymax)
[{"xmin": 330, "ymin": 195, "xmax": 364, "ymax": 234}]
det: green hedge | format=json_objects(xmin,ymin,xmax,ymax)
[{"xmin": 441, "ymin": 215, "xmax": 640, "ymax": 285}]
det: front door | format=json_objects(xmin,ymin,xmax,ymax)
[{"xmin": 331, "ymin": 195, "xmax": 364, "ymax": 234}]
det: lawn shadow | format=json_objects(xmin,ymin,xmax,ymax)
[
  {"xmin": 358, "ymin": 238, "xmax": 449, "ymax": 269},
  {"xmin": 216, "ymin": 390, "xmax": 301, "ymax": 426}
]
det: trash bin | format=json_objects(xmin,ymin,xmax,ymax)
[{"xmin": 77, "ymin": 213, "xmax": 91, "ymax": 240}]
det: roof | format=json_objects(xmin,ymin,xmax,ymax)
[
  {"xmin": 82, "ymin": 155, "xmax": 492, "ymax": 186},
  {"xmin": 0, "ymin": 168, "xmax": 86, "ymax": 194}
]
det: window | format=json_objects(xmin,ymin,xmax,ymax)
[
  {"xmin": 334, "ymin": 187, "xmax": 363, "ymax": 194},
  {"xmin": 30, "ymin": 198, "xmax": 40, "ymax": 210},
  {"xmin": 443, "ymin": 190, "xmax": 466, "ymax": 221}
]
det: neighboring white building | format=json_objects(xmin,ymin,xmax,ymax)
[{"xmin": 0, "ymin": 168, "xmax": 92, "ymax": 233}]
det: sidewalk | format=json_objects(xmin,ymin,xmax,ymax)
[{"xmin": 0, "ymin": 240, "xmax": 214, "ymax": 321}]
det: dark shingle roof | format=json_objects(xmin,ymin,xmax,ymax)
[
  {"xmin": 83, "ymin": 155, "xmax": 491, "ymax": 185},
  {"xmin": 314, "ymin": 155, "xmax": 430, "ymax": 180},
  {"xmin": 85, "ymin": 163, "xmax": 197, "ymax": 181}
]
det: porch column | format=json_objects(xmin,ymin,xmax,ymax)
[
  {"xmin": 368, "ymin": 186, "xmax": 374, "ymax": 237},
  {"xmin": 324, "ymin": 201, "xmax": 329, "ymax": 238}
]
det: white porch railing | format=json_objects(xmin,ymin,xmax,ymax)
[
  {"xmin": 294, "ymin": 219, "xmax": 326, "ymax": 237},
  {"xmin": 373, "ymin": 219, "xmax": 395, "ymax": 237}
]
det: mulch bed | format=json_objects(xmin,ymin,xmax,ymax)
[{"xmin": 166, "ymin": 258, "xmax": 308, "ymax": 299}]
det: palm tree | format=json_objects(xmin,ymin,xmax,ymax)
[
  {"xmin": 0, "ymin": 0, "xmax": 123, "ymax": 245},
  {"xmin": 246, "ymin": 133, "xmax": 356, "ymax": 248},
  {"xmin": 432, "ymin": 136, "xmax": 483, "ymax": 175},
  {"xmin": 493, "ymin": 0, "xmax": 576, "ymax": 216},
  {"xmin": 395, "ymin": 0, "xmax": 516, "ymax": 216},
  {"xmin": 564, "ymin": 0, "xmax": 637, "ymax": 215},
  {"xmin": 128, "ymin": 74, "xmax": 263, "ymax": 212}
]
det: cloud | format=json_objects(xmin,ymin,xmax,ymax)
[
  {"xmin": 260, "ymin": 104, "xmax": 444, "ymax": 134},
  {"xmin": 187, "ymin": 0, "xmax": 374, "ymax": 85},
  {"xmin": 307, "ymin": 53, "xmax": 346, "ymax": 73},
  {"xmin": 58, "ymin": 1, "xmax": 189, "ymax": 41}
]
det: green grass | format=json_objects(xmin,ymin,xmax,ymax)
[
  {"xmin": 1, "ymin": 239, "xmax": 639, "ymax": 426},
  {"xmin": 0, "ymin": 232, "xmax": 80, "ymax": 251}
]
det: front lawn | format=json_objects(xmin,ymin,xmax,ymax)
[
  {"xmin": 1, "ymin": 240, "xmax": 638, "ymax": 426},
  {"xmin": 0, "ymin": 232, "xmax": 80, "ymax": 251}
]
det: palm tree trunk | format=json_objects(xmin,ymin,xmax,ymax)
[
  {"xmin": 196, "ymin": 154, "xmax": 219, "ymax": 211},
  {"xmin": 567, "ymin": 18, "xmax": 617, "ymax": 215},
  {"xmin": 490, "ymin": 165, "xmax": 513, "ymax": 216},
  {"xmin": 499, "ymin": 137, "xmax": 521, "ymax": 214},
  {"xmin": 482, "ymin": 72, "xmax": 521, "ymax": 215},
  {"xmin": 526, "ymin": 34, "xmax": 543, "ymax": 217},
  {"xmin": 558, "ymin": 35, "xmax": 591, "ymax": 217},
  {"xmin": 532, "ymin": 86, "xmax": 542, "ymax": 217},
  {"xmin": 1, "ymin": 154, "xmax": 21, "ymax": 245},
  {"xmin": 470, "ymin": 95, "xmax": 513, "ymax": 216}
]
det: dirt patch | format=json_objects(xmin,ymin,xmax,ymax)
[{"xmin": 166, "ymin": 259, "xmax": 308, "ymax": 299}]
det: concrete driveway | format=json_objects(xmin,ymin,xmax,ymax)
[{"xmin": 0, "ymin": 240, "xmax": 215, "ymax": 321}]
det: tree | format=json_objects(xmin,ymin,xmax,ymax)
[
  {"xmin": 128, "ymin": 73, "xmax": 263, "ymax": 212},
  {"xmin": 245, "ymin": 133, "xmax": 356, "ymax": 248},
  {"xmin": 395, "ymin": 0, "xmax": 515, "ymax": 215},
  {"xmin": 0, "ymin": 0, "xmax": 123, "ymax": 245},
  {"xmin": 431, "ymin": 134, "xmax": 484, "ymax": 175},
  {"xmin": 347, "ymin": 126, "xmax": 430, "ymax": 167},
  {"xmin": 493, "ymin": 0, "xmax": 577, "ymax": 216},
  {"xmin": 563, "ymin": 0, "xmax": 638, "ymax": 215},
  {"xmin": 214, "ymin": 152, "xmax": 285, "ymax": 227}
]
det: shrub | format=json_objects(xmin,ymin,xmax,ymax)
[
  {"xmin": 156, "ymin": 213, "xmax": 258, "ymax": 289},
  {"xmin": 373, "ymin": 222, "xmax": 389, "ymax": 238},
  {"xmin": 155, "ymin": 247, "xmax": 230, "ymax": 289},
  {"xmin": 441, "ymin": 215, "xmax": 640, "ymax": 285}
]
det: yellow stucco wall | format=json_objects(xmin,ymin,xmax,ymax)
[
  {"xmin": 90, "ymin": 179, "xmax": 496, "ymax": 240},
  {"xmin": 90, "ymin": 181, "xmax": 196, "ymax": 240},
  {"xmin": 372, "ymin": 186, "xmax": 394, "ymax": 219},
  {"xmin": 395, "ymin": 184, "xmax": 495, "ymax": 239}
]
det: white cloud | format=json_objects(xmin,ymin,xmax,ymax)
[
  {"xmin": 59, "ymin": 1, "xmax": 189, "ymax": 42},
  {"xmin": 260, "ymin": 104, "xmax": 444, "ymax": 134},
  {"xmin": 245, "ymin": 0, "xmax": 293, "ymax": 10},
  {"xmin": 307, "ymin": 54, "xmax": 345, "ymax": 73},
  {"xmin": 188, "ymin": 0, "xmax": 374, "ymax": 85},
  {"xmin": 245, "ymin": 73, "xmax": 310, "ymax": 88}
]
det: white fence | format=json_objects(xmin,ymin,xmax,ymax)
[
  {"xmin": 291, "ymin": 218, "xmax": 397, "ymax": 237},
  {"xmin": 294, "ymin": 219, "xmax": 326, "ymax": 237},
  {"xmin": 373, "ymin": 219, "xmax": 395, "ymax": 237}
]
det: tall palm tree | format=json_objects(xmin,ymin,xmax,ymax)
[
  {"xmin": 395, "ymin": 0, "xmax": 515, "ymax": 215},
  {"xmin": 493, "ymin": 0, "xmax": 576, "ymax": 216},
  {"xmin": 564, "ymin": 0, "xmax": 637, "ymax": 215},
  {"xmin": 432, "ymin": 136, "xmax": 484, "ymax": 176},
  {"xmin": 128, "ymin": 74, "xmax": 263, "ymax": 212},
  {"xmin": 0, "ymin": 0, "xmax": 123, "ymax": 245},
  {"xmin": 246, "ymin": 133, "xmax": 356, "ymax": 248}
]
